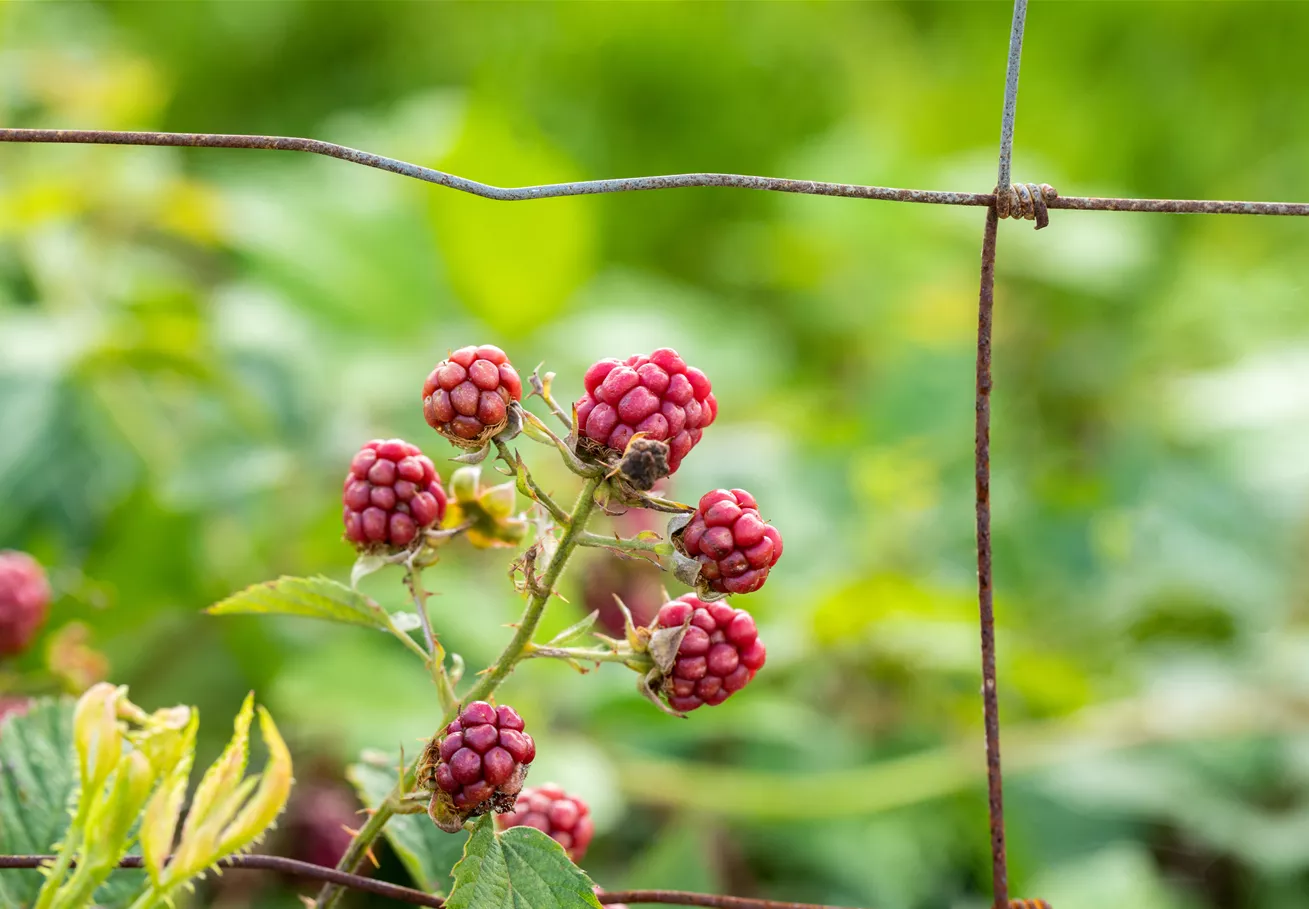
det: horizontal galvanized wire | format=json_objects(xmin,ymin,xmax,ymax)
[{"xmin": 1, "ymin": 128, "xmax": 1306, "ymax": 217}]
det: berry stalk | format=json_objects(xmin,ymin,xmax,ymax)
[
  {"xmin": 314, "ymin": 473, "xmax": 602, "ymax": 909},
  {"xmin": 405, "ymin": 564, "xmax": 458, "ymax": 713}
]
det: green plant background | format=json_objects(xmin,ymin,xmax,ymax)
[{"xmin": 3, "ymin": 2, "xmax": 1309, "ymax": 908}]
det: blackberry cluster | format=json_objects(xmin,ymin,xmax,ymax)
[
  {"xmin": 575, "ymin": 348, "xmax": 716, "ymax": 474},
  {"xmin": 342, "ymin": 439, "xmax": 447, "ymax": 551},
  {"xmin": 423, "ymin": 345, "xmax": 523, "ymax": 447},
  {"xmin": 0, "ymin": 551, "xmax": 51, "ymax": 655},
  {"xmin": 677, "ymin": 488, "xmax": 783, "ymax": 595},
  {"xmin": 654, "ymin": 594, "xmax": 766, "ymax": 713},
  {"xmin": 426, "ymin": 701, "xmax": 536, "ymax": 817},
  {"xmin": 496, "ymin": 784, "xmax": 595, "ymax": 862}
]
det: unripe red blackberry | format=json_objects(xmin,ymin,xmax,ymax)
[
  {"xmin": 654, "ymin": 594, "xmax": 766, "ymax": 713},
  {"xmin": 0, "ymin": 551, "xmax": 51, "ymax": 655},
  {"xmin": 423, "ymin": 345, "xmax": 523, "ymax": 447},
  {"xmin": 423, "ymin": 701, "xmax": 535, "ymax": 823},
  {"xmin": 496, "ymin": 784, "xmax": 594, "ymax": 862},
  {"xmin": 575, "ymin": 348, "xmax": 716, "ymax": 474},
  {"xmin": 342, "ymin": 439, "xmax": 447, "ymax": 551},
  {"xmin": 676, "ymin": 489, "xmax": 782, "ymax": 595}
]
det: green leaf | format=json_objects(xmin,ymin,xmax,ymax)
[
  {"xmin": 208, "ymin": 576, "xmax": 392, "ymax": 631},
  {"xmin": 0, "ymin": 699, "xmax": 144, "ymax": 909},
  {"xmin": 0, "ymin": 699, "xmax": 77, "ymax": 908},
  {"xmin": 347, "ymin": 756, "xmax": 465, "ymax": 896},
  {"xmin": 446, "ymin": 815, "xmax": 602, "ymax": 909}
]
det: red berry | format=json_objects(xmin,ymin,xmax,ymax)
[
  {"xmin": 342, "ymin": 439, "xmax": 447, "ymax": 551},
  {"xmin": 574, "ymin": 347, "xmax": 717, "ymax": 474},
  {"xmin": 677, "ymin": 489, "xmax": 782, "ymax": 595},
  {"xmin": 496, "ymin": 784, "xmax": 595, "ymax": 863},
  {"xmin": 423, "ymin": 345, "xmax": 523, "ymax": 447},
  {"xmin": 0, "ymin": 552, "xmax": 51, "ymax": 655},
  {"xmin": 655, "ymin": 594, "xmax": 766, "ymax": 712},
  {"xmin": 423, "ymin": 701, "xmax": 536, "ymax": 820}
]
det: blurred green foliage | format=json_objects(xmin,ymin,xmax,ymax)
[{"xmin": 2, "ymin": 2, "xmax": 1309, "ymax": 908}]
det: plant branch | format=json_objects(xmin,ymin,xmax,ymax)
[
  {"xmin": 470, "ymin": 476, "xmax": 603, "ymax": 690},
  {"xmin": 520, "ymin": 410, "xmax": 600, "ymax": 477},
  {"xmin": 528, "ymin": 365, "xmax": 575, "ymax": 430},
  {"xmin": 525, "ymin": 643, "xmax": 647, "ymax": 668},
  {"xmin": 495, "ymin": 439, "xmax": 570, "ymax": 525},
  {"xmin": 0, "ymin": 855, "xmax": 445, "ymax": 908},
  {"xmin": 405, "ymin": 563, "xmax": 458, "ymax": 713},
  {"xmin": 0, "ymin": 855, "xmax": 879, "ymax": 909},
  {"xmin": 314, "ymin": 475, "xmax": 604, "ymax": 909},
  {"xmin": 576, "ymin": 531, "xmax": 664, "ymax": 554}
]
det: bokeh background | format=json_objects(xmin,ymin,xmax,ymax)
[{"xmin": 3, "ymin": 2, "xmax": 1309, "ymax": 907}]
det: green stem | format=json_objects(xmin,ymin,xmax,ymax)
[
  {"xmin": 32, "ymin": 810, "xmax": 85, "ymax": 909},
  {"xmin": 520, "ymin": 410, "xmax": 601, "ymax": 478},
  {"xmin": 46, "ymin": 861, "xmax": 105, "ymax": 909},
  {"xmin": 495, "ymin": 439, "xmax": 569, "ymax": 525},
  {"xmin": 386, "ymin": 622, "xmax": 433, "ymax": 665},
  {"xmin": 314, "ymin": 475, "xmax": 603, "ymax": 909},
  {"xmin": 464, "ymin": 476, "xmax": 602, "ymax": 700},
  {"xmin": 125, "ymin": 886, "xmax": 167, "ymax": 909},
  {"xmin": 406, "ymin": 564, "xmax": 458, "ymax": 714},
  {"xmin": 576, "ymin": 531, "xmax": 666, "ymax": 554},
  {"xmin": 524, "ymin": 643, "xmax": 649, "ymax": 668}
]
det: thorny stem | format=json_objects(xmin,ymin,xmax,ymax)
[
  {"xmin": 529, "ymin": 366, "xmax": 575, "ymax": 430},
  {"xmin": 315, "ymin": 475, "xmax": 604, "ymax": 909},
  {"xmin": 624, "ymin": 492, "xmax": 696, "ymax": 515},
  {"xmin": 405, "ymin": 563, "xmax": 458, "ymax": 713},
  {"xmin": 576, "ymin": 531, "xmax": 665, "ymax": 554},
  {"xmin": 472, "ymin": 476, "xmax": 603, "ymax": 688},
  {"xmin": 495, "ymin": 439, "xmax": 570, "ymax": 525},
  {"xmin": 521, "ymin": 410, "xmax": 601, "ymax": 477},
  {"xmin": 525, "ymin": 643, "xmax": 649, "ymax": 668}
]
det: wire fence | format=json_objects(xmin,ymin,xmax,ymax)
[{"xmin": 1, "ymin": 1, "xmax": 1305, "ymax": 907}]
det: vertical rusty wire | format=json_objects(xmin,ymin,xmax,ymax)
[{"xmin": 976, "ymin": 1, "xmax": 1028, "ymax": 907}]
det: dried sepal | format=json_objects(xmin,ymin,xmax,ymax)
[{"xmin": 637, "ymin": 668, "xmax": 686, "ymax": 718}]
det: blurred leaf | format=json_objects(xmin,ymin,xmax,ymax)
[
  {"xmin": 348, "ymin": 755, "xmax": 466, "ymax": 895},
  {"xmin": 208, "ymin": 576, "xmax": 394, "ymax": 632},
  {"xmin": 428, "ymin": 103, "xmax": 596, "ymax": 336},
  {"xmin": 619, "ymin": 815, "xmax": 718, "ymax": 894},
  {"xmin": 446, "ymin": 814, "xmax": 601, "ymax": 909}
]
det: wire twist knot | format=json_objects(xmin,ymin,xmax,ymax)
[{"xmin": 995, "ymin": 182, "xmax": 1057, "ymax": 229}]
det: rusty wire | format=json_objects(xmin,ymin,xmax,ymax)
[
  {"xmin": 971, "ymin": 4, "xmax": 1030, "ymax": 908},
  {"xmin": 0, "ymin": 128, "xmax": 1306, "ymax": 221}
]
